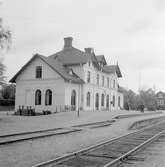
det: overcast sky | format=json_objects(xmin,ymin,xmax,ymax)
[{"xmin": 1, "ymin": 0, "xmax": 165, "ymax": 92}]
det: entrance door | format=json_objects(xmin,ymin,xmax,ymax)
[{"xmin": 95, "ymin": 93, "xmax": 99, "ymax": 110}]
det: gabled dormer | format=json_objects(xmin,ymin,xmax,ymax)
[{"xmin": 96, "ymin": 55, "xmax": 107, "ymax": 67}]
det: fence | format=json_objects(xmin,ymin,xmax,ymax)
[{"xmin": 15, "ymin": 105, "xmax": 80, "ymax": 116}]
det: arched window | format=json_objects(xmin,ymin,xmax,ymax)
[
  {"xmin": 86, "ymin": 92, "xmax": 90, "ymax": 107},
  {"xmin": 45, "ymin": 89, "xmax": 52, "ymax": 105},
  {"xmin": 35, "ymin": 90, "xmax": 41, "ymax": 105},
  {"xmin": 95, "ymin": 93, "xmax": 99, "ymax": 110},
  {"xmin": 113, "ymin": 95, "xmax": 115, "ymax": 107},
  {"xmin": 118, "ymin": 96, "xmax": 120, "ymax": 107},
  {"xmin": 106, "ymin": 95, "xmax": 109, "ymax": 109},
  {"xmin": 71, "ymin": 90, "xmax": 76, "ymax": 107},
  {"xmin": 101, "ymin": 93, "xmax": 104, "ymax": 106}
]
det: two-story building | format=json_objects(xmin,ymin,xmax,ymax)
[
  {"xmin": 156, "ymin": 91, "xmax": 165, "ymax": 110},
  {"xmin": 10, "ymin": 37, "xmax": 123, "ymax": 113}
]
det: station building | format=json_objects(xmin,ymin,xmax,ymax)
[{"xmin": 10, "ymin": 37, "xmax": 124, "ymax": 113}]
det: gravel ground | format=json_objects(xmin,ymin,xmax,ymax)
[
  {"xmin": 0, "ymin": 110, "xmax": 164, "ymax": 135},
  {"xmin": 0, "ymin": 111, "xmax": 165, "ymax": 167},
  {"xmin": 118, "ymin": 137, "xmax": 165, "ymax": 167},
  {"xmin": 0, "ymin": 110, "xmax": 165, "ymax": 167}
]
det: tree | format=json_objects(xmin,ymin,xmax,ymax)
[
  {"xmin": 0, "ymin": 18, "xmax": 11, "ymax": 49},
  {"xmin": 119, "ymin": 87, "xmax": 137, "ymax": 110},
  {"xmin": 2, "ymin": 84, "xmax": 15, "ymax": 99},
  {"xmin": 0, "ymin": 18, "xmax": 11, "ymax": 84},
  {"xmin": 139, "ymin": 88, "xmax": 156, "ymax": 111}
]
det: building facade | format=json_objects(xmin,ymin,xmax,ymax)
[
  {"xmin": 156, "ymin": 91, "xmax": 165, "ymax": 110},
  {"xmin": 10, "ymin": 37, "xmax": 124, "ymax": 113}
]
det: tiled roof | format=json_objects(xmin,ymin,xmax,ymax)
[
  {"xmin": 9, "ymin": 54, "xmax": 84, "ymax": 84},
  {"xmin": 96, "ymin": 55, "xmax": 107, "ymax": 65},
  {"xmin": 10, "ymin": 38, "xmax": 122, "ymax": 84},
  {"xmin": 49, "ymin": 47, "xmax": 88, "ymax": 65},
  {"xmin": 102, "ymin": 65, "xmax": 122, "ymax": 77}
]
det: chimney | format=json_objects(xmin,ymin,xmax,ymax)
[
  {"xmin": 84, "ymin": 48, "xmax": 94, "ymax": 54},
  {"xmin": 64, "ymin": 37, "xmax": 73, "ymax": 48}
]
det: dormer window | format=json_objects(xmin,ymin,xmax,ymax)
[{"xmin": 36, "ymin": 66, "xmax": 42, "ymax": 78}]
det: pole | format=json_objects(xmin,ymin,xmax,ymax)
[{"xmin": 77, "ymin": 84, "xmax": 80, "ymax": 117}]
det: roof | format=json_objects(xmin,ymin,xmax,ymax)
[
  {"xmin": 102, "ymin": 65, "xmax": 122, "ymax": 77},
  {"xmin": 156, "ymin": 91, "xmax": 165, "ymax": 98},
  {"xmin": 10, "ymin": 38, "xmax": 123, "ymax": 84},
  {"xmin": 49, "ymin": 47, "xmax": 88, "ymax": 65},
  {"xmin": 96, "ymin": 55, "xmax": 107, "ymax": 65},
  {"xmin": 9, "ymin": 54, "xmax": 84, "ymax": 84}
]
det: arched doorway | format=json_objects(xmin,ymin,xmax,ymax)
[
  {"xmin": 106, "ymin": 95, "xmax": 109, "ymax": 109},
  {"xmin": 71, "ymin": 90, "xmax": 76, "ymax": 110},
  {"xmin": 95, "ymin": 93, "xmax": 99, "ymax": 110}
]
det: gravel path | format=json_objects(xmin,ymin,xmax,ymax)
[
  {"xmin": 0, "ymin": 110, "xmax": 165, "ymax": 167},
  {"xmin": 0, "ymin": 110, "xmax": 164, "ymax": 135},
  {"xmin": 0, "ymin": 112, "xmax": 165, "ymax": 167},
  {"xmin": 118, "ymin": 135, "xmax": 165, "ymax": 167}
]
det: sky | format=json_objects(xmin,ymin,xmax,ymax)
[{"xmin": 1, "ymin": 0, "xmax": 165, "ymax": 92}]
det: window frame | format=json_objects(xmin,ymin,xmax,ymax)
[
  {"xmin": 102, "ymin": 76, "xmax": 104, "ymax": 87},
  {"xmin": 97, "ymin": 74, "xmax": 99, "ymax": 85},
  {"xmin": 87, "ymin": 71, "xmax": 91, "ymax": 83},
  {"xmin": 45, "ymin": 89, "xmax": 52, "ymax": 106},
  {"xmin": 86, "ymin": 92, "xmax": 91, "ymax": 107},
  {"xmin": 35, "ymin": 89, "xmax": 41, "ymax": 105},
  {"xmin": 36, "ymin": 66, "xmax": 42, "ymax": 79},
  {"xmin": 101, "ymin": 93, "xmax": 104, "ymax": 106}
]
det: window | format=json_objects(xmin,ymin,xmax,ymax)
[
  {"xmin": 101, "ymin": 93, "xmax": 104, "ymax": 106},
  {"xmin": 95, "ymin": 93, "xmax": 99, "ymax": 110},
  {"xmin": 87, "ymin": 71, "xmax": 91, "ymax": 83},
  {"xmin": 86, "ymin": 92, "xmax": 90, "ymax": 107},
  {"xmin": 107, "ymin": 77, "xmax": 109, "ymax": 88},
  {"xmin": 45, "ymin": 89, "xmax": 52, "ymax": 105},
  {"xmin": 102, "ymin": 76, "xmax": 104, "ymax": 87},
  {"xmin": 97, "ymin": 74, "xmax": 99, "ymax": 85},
  {"xmin": 113, "ymin": 95, "xmax": 115, "ymax": 107},
  {"xmin": 106, "ymin": 95, "xmax": 109, "ymax": 109},
  {"xmin": 71, "ymin": 90, "xmax": 76, "ymax": 106},
  {"xmin": 35, "ymin": 90, "xmax": 41, "ymax": 105},
  {"xmin": 88, "ymin": 61, "xmax": 91, "ymax": 67},
  {"xmin": 36, "ymin": 66, "xmax": 42, "ymax": 78},
  {"xmin": 118, "ymin": 96, "xmax": 120, "ymax": 107},
  {"xmin": 113, "ymin": 80, "xmax": 115, "ymax": 88}
]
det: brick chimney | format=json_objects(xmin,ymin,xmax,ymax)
[
  {"xmin": 64, "ymin": 37, "xmax": 73, "ymax": 48},
  {"xmin": 85, "ymin": 48, "xmax": 94, "ymax": 54}
]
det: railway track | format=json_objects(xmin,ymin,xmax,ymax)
[
  {"xmin": 0, "ymin": 127, "xmax": 81, "ymax": 145},
  {"xmin": 32, "ymin": 120, "xmax": 165, "ymax": 167},
  {"xmin": 0, "ymin": 120, "xmax": 115, "ymax": 145}
]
